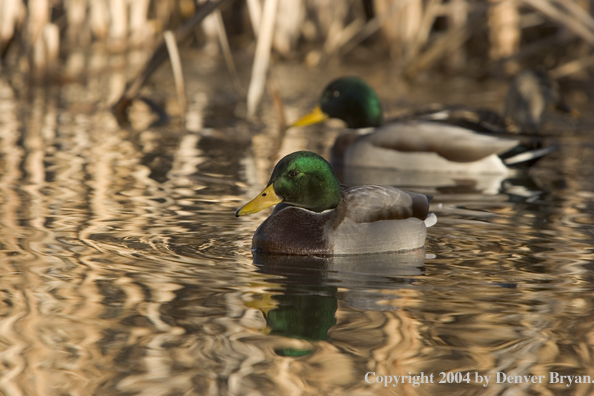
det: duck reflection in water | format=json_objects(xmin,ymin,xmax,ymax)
[{"xmin": 249, "ymin": 250, "xmax": 426, "ymax": 356}]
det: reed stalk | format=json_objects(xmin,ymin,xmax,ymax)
[
  {"xmin": 0, "ymin": 0, "xmax": 24, "ymax": 57},
  {"xmin": 112, "ymin": 0, "xmax": 234, "ymax": 126},
  {"xmin": 164, "ymin": 30, "xmax": 186, "ymax": 120},
  {"xmin": 213, "ymin": 9, "xmax": 243, "ymax": 95},
  {"xmin": 522, "ymin": 0, "xmax": 594, "ymax": 44},
  {"xmin": 489, "ymin": 0, "xmax": 520, "ymax": 61},
  {"xmin": 0, "ymin": 0, "xmax": 590, "ymax": 121},
  {"xmin": 246, "ymin": 0, "xmax": 278, "ymax": 120},
  {"xmin": 446, "ymin": 0, "xmax": 468, "ymax": 69}
]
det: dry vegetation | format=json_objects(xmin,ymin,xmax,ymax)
[{"xmin": 1, "ymin": 0, "xmax": 593, "ymax": 118}]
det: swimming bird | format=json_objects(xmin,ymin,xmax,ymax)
[
  {"xmin": 235, "ymin": 151, "xmax": 436, "ymax": 255},
  {"xmin": 292, "ymin": 76, "xmax": 556, "ymax": 175}
]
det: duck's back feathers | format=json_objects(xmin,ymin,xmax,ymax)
[
  {"xmin": 332, "ymin": 121, "xmax": 522, "ymax": 174},
  {"xmin": 330, "ymin": 216, "xmax": 428, "ymax": 255},
  {"xmin": 400, "ymin": 104, "xmax": 514, "ymax": 134},
  {"xmin": 341, "ymin": 185, "xmax": 431, "ymax": 223},
  {"xmin": 365, "ymin": 121, "xmax": 519, "ymax": 162},
  {"xmin": 332, "ymin": 186, "xmax": 432, "ymax": 255}
]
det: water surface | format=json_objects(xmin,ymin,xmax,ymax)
[{"xmin": 0, "ymin": 56, "xmax": 593, "ymax": 395}]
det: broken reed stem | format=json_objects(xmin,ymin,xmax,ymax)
[
  {"xmin": 553, "ymin": 0, "xmax": 594, "ymax": 31},
  {"xmin": 112, "ymin": 0, "xmax": 234, "ymax": 126},
  {"xmin": 405, "ymin": 16, "xmax": 484, "ymax": 77},
  {"xmin": 213, "ymin": 9, "xmax": 244, "ymax": 95},
  {"xmin": 521, "ymin": 0, "xmax": 594, "ymax": 45},
  {"xmin": 163, "ymin": 30, "xmax": 186, "ymax": 120},
  {"xmin": 320, "ymin": 16, "xmax": 365, "ymax": 62},
  {"xmin": 406, "ymin": 0, "xmax": 442, "ymax": 63},
  {"xmin": 339, "ymin": 0, "xmax": 413, "ymax": 57},
  {"xmin": 551, "ymin": 53, "xmax": 594, "ymax": 78}
]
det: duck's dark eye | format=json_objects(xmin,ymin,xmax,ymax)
[
  {"xmin": 288, "ymin": 170, "xmax": 299, "ymax": 178},
  {"xmin": 332, "ymin": 90, "xmax": 340, "ymax": 97}
]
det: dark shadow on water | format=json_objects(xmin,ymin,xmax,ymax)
[
  {"xmin": 252, "ymin": 249, "xmax": 426, "ymax": 289},
  {"xmin": 252, "ymin": 250, "xmax": 426, "ymax": 356}
]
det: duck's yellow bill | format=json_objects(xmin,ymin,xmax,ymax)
[
  {"xmin": 235, "ymin": 184, "xmax": 283, "ymax": 216},
  {"xmin": 291, "ymin": 106, "xmax": 329, "ymax": 127}
]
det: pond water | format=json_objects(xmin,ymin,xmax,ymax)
[{"xmin": 0, "ymin": 53, "xmax": 593, "ymax": 396}]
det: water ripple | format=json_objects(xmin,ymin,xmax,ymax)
[{"xmin": 0, "ymin": 68, "xmax": 593, "ymax": 395}]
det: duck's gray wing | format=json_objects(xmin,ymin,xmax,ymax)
[
  {"xmin": 362, "ymin": 121, "xmax": 520, "ymax": 163},
  {"xmin": 395, "ymin": 104, "xmax": 513, "ymax": 134},
  {"xmin": 341, "ymin": 185, "xmax": 431, "ymax": 223}
]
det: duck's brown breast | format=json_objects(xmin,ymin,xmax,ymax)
[{"xmin": 252, "ymin": 206, "xmax": 335, "ymax": 255}]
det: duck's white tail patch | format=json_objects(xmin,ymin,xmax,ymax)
[{"xmin": 424, "ymin": 213, "xmax": 437, "ymax": 228}]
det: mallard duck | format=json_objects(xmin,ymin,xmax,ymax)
[
  {"xmin": 235, "ymin": 151, "xmax": 436, "ymax": 255},
  {"xmin": 292, "ymin": 76, "xmax": 556, "ymax": 174}
]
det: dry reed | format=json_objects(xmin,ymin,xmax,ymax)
[
  {"xmin": 164, "ymin": 30, "xmax": 186, "ymax": 119},
  {"xmin": 0, "ymin": 0, "xmax": 592, "ymax": 121}
]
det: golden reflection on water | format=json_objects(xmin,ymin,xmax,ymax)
[{"xmin": 0, "ymin": 61, "xmax": 593, "ymax": 396}]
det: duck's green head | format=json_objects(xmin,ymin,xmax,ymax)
[
  {"xmin": 292, "ymin": 77, "xmax": 383, "ymax": 129},
  {"xmin": 236, "ymin": 151, "xmax": 341, "ymax": 216}
]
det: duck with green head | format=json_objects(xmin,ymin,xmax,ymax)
[
  {"xmin": 292, "ymin": 76, "xmax": 557, "ymax": 174},
  {"xmin": 292, "ymin": 77, "xmax": 384, "ymax": 129},
  {"xmin": 236, "ymin": 151, "xmax": 436, "ymax": 255}
]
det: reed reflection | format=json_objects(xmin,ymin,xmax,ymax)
[{"xmin": 0, "ymin": 49, "xmax": 593, "ymax": 395}]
